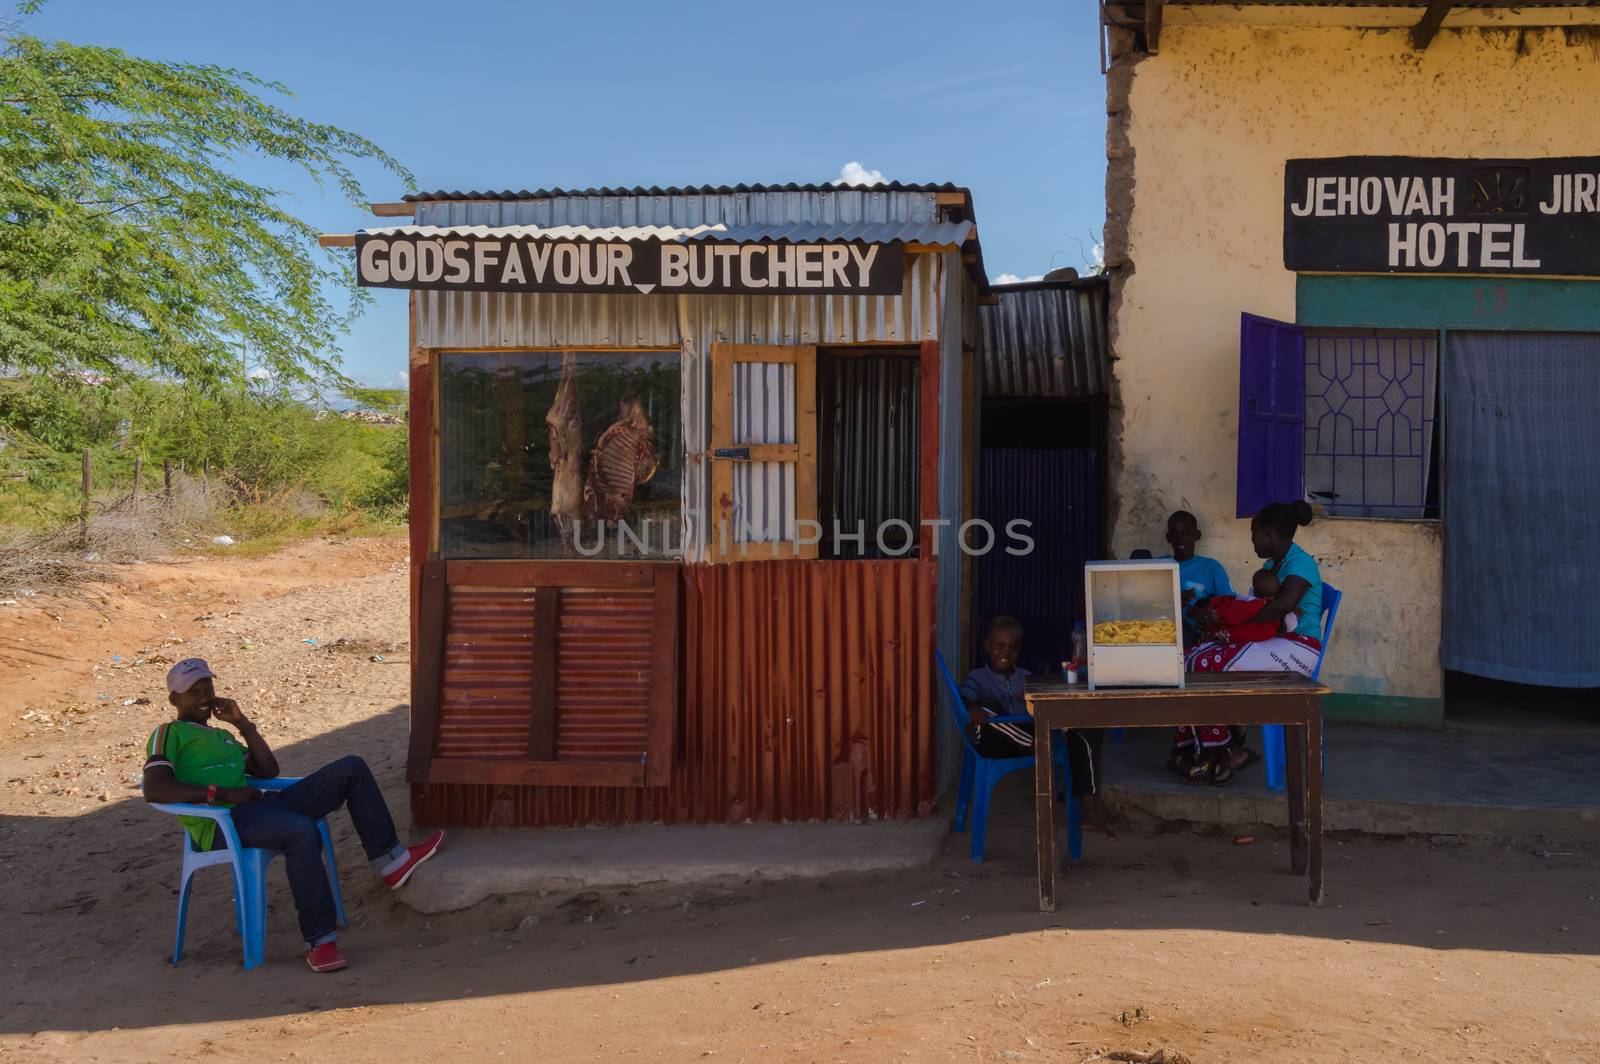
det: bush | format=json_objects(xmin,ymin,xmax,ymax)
[{"xmin": 0, "ymin": 373, "xmax": 407, "ymax": 532}]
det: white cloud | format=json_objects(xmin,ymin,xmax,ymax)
[
  {"xmin": 247, "ymin": 366, "xmax": 272, "ymax": 380},
  {"xmin": 993, "ymin": 272, "xmax": 1045, "ymax": 285},
  {"xmin": 834, "ymin": 161, "xmax": 886, "ymax": 187},
  {"xmin": 395, "ymin": 370, "xmax": 409, "ymax": 387},
  {"xmin": 1090, "ymin": 243, "xmax": 1105, "ymax": 270}
]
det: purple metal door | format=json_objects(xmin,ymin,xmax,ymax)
[{"xmin": 1237, "ymin": 313, "xmax": 1306, "ymax": 518}]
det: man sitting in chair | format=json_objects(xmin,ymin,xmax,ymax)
[{"xmin": 142, "ymin": 658, "xmax": 444, "ymax": 973}]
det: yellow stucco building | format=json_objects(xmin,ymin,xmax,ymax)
[{"xmin": 1101, "ymin": 3, "xmax": 1600, "ymax": 723}]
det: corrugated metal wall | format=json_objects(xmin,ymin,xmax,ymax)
[
  {"xmin": 436, "ymin": 587, "xmax": 538, "ymax": 759},
  {"xmin": 972, "ymin": 448, "xmax": 1100, "ymax": 675},
  {"xmin": 412, "ymin": 559, "xmax": 937, "ymax": 826},
  {"xmin": 821, "ymin": 354, "xmax": 919, "ymax": 557},
  {"xmin": 980, "ymin": 280, "xmax": 1110, "ymax": 398}
]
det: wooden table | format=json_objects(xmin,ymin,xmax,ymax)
[{"xmin": 1025, "ymin": 672, "xmax": 1329, "ymax": 912}]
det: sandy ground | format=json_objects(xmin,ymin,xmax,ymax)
[{"xmin": 1, "ymin": 535, "xmax": 1597, "ymax": 1064}]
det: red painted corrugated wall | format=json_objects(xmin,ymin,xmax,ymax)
[{"xmin": 411, "ymin": 558, "xmax": 937, "ymax": 827}]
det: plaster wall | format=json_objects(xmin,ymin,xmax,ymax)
[{"xmin": 1105, "ymin": 21, "xmax": 1600, "ymax": 703}]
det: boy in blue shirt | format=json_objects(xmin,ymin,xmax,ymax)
[
  {"xmin": 1164, "ymin": 510, "xmax": 1233, "ymax": 649},
  {"xmin": 960, "ymin": 616, "xmax": 1112, "ymax": 837}
]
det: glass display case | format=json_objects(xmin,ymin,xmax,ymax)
[{"xmin": 1084, "ymin": 560, "xmax": 1185, "ymax": 689}]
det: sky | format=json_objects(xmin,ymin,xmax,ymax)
[{"xmin": 26, "ymin": 0, "xmax": 1108, "ymax": 390}]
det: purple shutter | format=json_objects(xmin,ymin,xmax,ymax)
[{"xmin": 1236, "ymin": 313, "xmax": 1305, "ymax": 518}]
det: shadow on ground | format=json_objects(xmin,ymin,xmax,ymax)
[{"xmin": 2, "ymin": 708, "xmax": 1597, "ymax": 1037}]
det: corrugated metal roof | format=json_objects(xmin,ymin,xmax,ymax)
[
  {"xmin": 980, "ymin": 278, "xmax": 1111, "ymax": 399},
  {"xmin": 362, "ymin": 219, "xmax": 974, "ymax": 248},
  {"xmin": 403, "ymin": 181, "xmax": 969, "ymax": 202}
]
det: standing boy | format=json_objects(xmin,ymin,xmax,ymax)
[{"xmin": 960, "ymin": 616, "xmax": 1113, "ymax": 836}]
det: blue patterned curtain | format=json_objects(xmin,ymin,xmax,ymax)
[{"xmin": 1442, "ymin": 332, "xmax": 1600, "ymax": 687}]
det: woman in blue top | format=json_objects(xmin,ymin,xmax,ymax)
[{"xmin": 1174, "ymin": 500, "xmax": 1325, "ymax": 784}]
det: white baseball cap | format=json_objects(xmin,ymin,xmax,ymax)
[{"xmin": 166, "ymin": 658, "xmax": 217, "ymax": 695}]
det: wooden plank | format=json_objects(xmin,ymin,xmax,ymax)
[
  {"xmin": 525, "ymin": 587, "xmax": 559, "ymax": 761},
  {"xmin": 1287, "ymin": 721, "xmax": 1308, "ymax": 874},
  {"xmin": 717, "ymin": 344, "xmax": 801, "ymax": 364},
  {"xmin": 426, "ymin": 758, "xmax": 645, "ymax": 788},
  {"xmin": 370, "ymin": 202, "xmax": 416, "ymax": 217},
  {"xmin": 1035, "ymin": 710, "xmax": 1058, "ymax": 913},
  {"xmin": 1307, "ymin": 700, "xmax": 1325, "ymax": 906},
  {"xmin": 959, "ymin": 342, "xmax": 976, "ymax": 664},
  {"xmin": 318, "ymin": 234, "xmax": 355, "ymax": 247},
  {"xmin": 445, "ymin": 559, "xmax": 661, "ymax": 589},
  {"xmin": 406, "ymin": 561, "xmax": 447, "ymax": 783},
  {"xmin": 710, "ymin": 343, "xmax": 736, "ymax": 560},
  {"xmin": 935, "ymin": 191, "xmax": 967, "ymax": 207},
  {"xmin": 79, "ymin": 447, "xmax": 90, "ymax": 545},
  {"xmin": 1145, "ymin": 0, "xmax": 1165, "ymax": 54},
  {"xmin": 918, "ymin": 340, "xmax": 941, "ymax": 559},
  {"xmin": 1411, "ymin": 0, "xmax": 1453, "ymax": 49},
  {"xmin": 644, "ymin": 565, "xmax": 679, "ymax": 785},
  {"xmin": 794, "ymin": 345, "xmax": 819, "ymax": 560}
]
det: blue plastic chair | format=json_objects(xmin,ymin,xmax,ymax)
[
  {"xmin": 150, "ymin": 776, "xmax": 347, "ymax": 969},
  {"xmin": 1261, "ymin": 584, "xmax": 1341, "ymax": 790},
  {"xmin": 936, "ymin": 649, "xmax": 1083, "ymax": 863}
]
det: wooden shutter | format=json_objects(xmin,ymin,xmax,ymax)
[
  {"xmin": 1236, "ymin": 313, "xmax": 1306, "ymax": 518},
  {"xmin": 410, "ymin": 561, "xmax": 678, "ymax": 788},
  {"xmin": 710, "ymin": 343, "xmax": 818, "ymax": 560}
]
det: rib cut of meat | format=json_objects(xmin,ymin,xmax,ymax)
[{"xmin": 583, "ymin": 397, "xmax": 659, "ymax": 523}]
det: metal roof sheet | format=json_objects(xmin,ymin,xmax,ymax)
[
  {"xmin": 401, "ymin": 181, "xmax": 969, "ymax": 202},
  {"xmin": 361, "ymin": 219, "xmax": 975, "ymax": 248}
]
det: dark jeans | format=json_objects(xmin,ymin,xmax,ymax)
[{"xmin": 229, "ymin": 755, "xmax": 400, "ymax": 945}]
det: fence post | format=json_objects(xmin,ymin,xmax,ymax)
[
  {"xmin": 163, "ymin": 458, "xmax": 173, "ymax": 502},
  {"xmin": 79, "ymin": 447, "xmax": 91, "ymax": 546},
  {"xmin": 202, "ymin": 458, "xmax": 210, "ymax": 497},
  {"xmin": 133, "ymin": 456, "xmax": 143, "ymax": 509}
]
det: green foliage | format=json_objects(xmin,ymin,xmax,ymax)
[
  {"xmin": 0, "ymin": 373, "xmax": 408, "ymax": 528},
  {"xmin": 0, "ymin": 20, "xmax": 411, "ymax": 388}
]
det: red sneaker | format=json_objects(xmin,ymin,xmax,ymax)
[
  {"xmin": 384, "ymin": 829, "xmax": 445, "ymax": 889},
  {"xmin": 306, "ymin": 942, "xmax": 348, "ymax": 973}
]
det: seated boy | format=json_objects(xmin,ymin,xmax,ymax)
[
  {"xmin": 960, "ymin": 616, "xmax": 1113, "ymax": 836},
  {"xmin": 1199, "ymin": 569, "xmax": 1298, "ymax": 645},
  {"xmin": 1162, "ymin": 510, "xmax": 1234, "ymax": 649}
]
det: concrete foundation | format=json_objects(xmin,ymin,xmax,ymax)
[
  {"xmin": 1102, "ymin": 721, "xmax": 1600, "ymax": 846},
  {"xmin": 400, "ymin": 818, "xmax": 949, "ymax": 914}
]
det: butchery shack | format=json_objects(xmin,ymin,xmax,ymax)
[{"xmin": 337, "ymin": 182, "xmax": 988, "ymax": 829}]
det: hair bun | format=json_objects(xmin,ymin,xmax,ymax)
[{"xmin": 1291, "ymin": 500, "xmax": 1314, "ymax": 527}]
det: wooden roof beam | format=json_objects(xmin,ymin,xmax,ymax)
[
  {"xmin": 370, "ymin": 202, "xmax": 417, "ymax": 217},
  {"xmin": 1145, "ymin": 0, "xmax": 1165, "ymax": 55},
  {"xmin": 1411, "ymin": 0, "xmax": 1453, "ymax": 50},
  {"xmin": 319, "ymin": 234, "xmax": 355, "ymax": 248}
]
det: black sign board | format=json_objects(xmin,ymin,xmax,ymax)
[
  {"xmin": 1284, "ymin": 156, "xmax": 1600, "ymax": 276},
  {"xmin": 355, "ymin": 233, "xmax": 906, "ymax": 295}
]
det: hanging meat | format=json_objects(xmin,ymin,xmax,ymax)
[
  {"xmin": 546, "ymin": 351, "xmax": 584, "ymax": 548},
  {"xmin": 583, "ymin": 396, "xmax": 659, "ymax": 523}
]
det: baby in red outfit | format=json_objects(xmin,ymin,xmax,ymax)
[{"xmin": 1201, "ymin": 569, "xmax": 1298, "ymax": 644}]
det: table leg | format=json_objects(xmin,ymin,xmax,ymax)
[
  {"xmin": 1285, "ymin": 722, "xmax": 1307, "ymax": 875},
  {"xmin": 1307, "ymin": 706, "xmax": 1325, "ymax": 907},
  {"xmin": 1035, "ymin": 722, "xmax": 1057, "ymax": 913}
]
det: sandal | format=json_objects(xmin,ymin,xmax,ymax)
[
  {"xmin": 1184, "ymin": 760, "xmax": 1214, "ymax": 786},
  {"xmin": 1231, "ymin": 746, "xmax": 1261, "ymax": 771},
  {"xmin": 1209, "ymin": 759, "xmax": 1238, "ymax": 786}
]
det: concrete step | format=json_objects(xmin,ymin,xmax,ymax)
[{"xmin": 1101, "ymin": 723, "xmax": 1600, "ymax": 846}]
